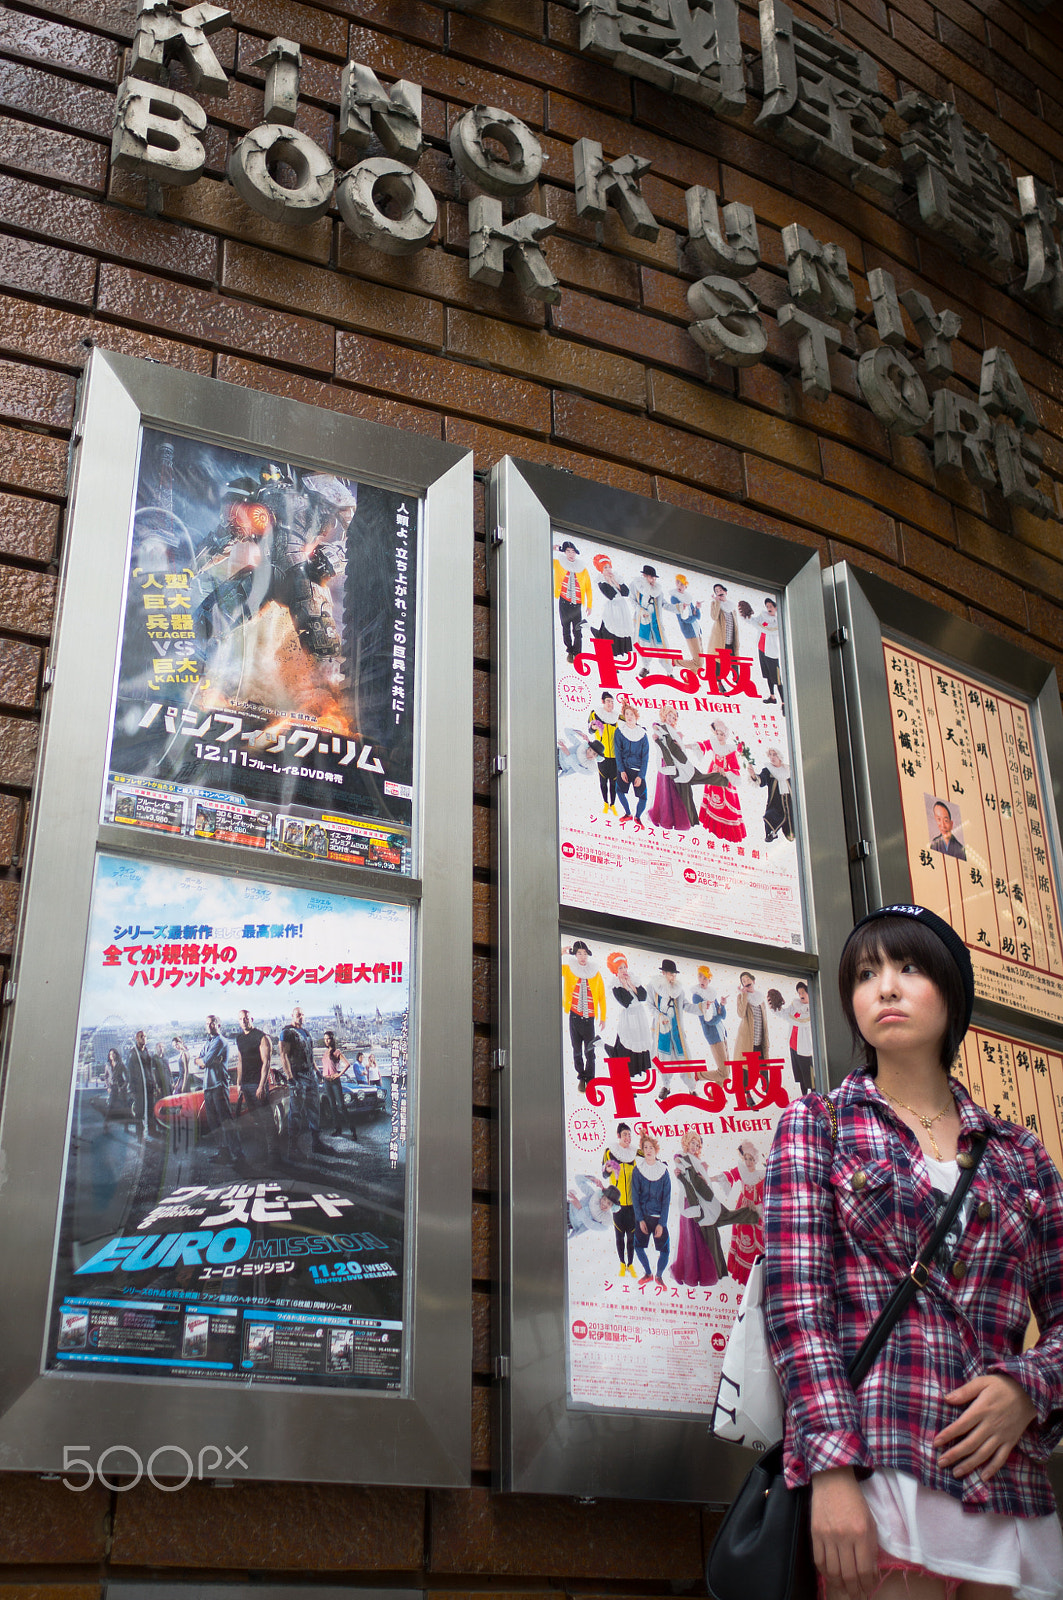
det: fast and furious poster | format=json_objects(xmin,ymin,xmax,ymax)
[
  {"xmin": 552, "ymin": 533, "xmax": 805, "ymax": 949},
  {"xmin": 105, "ymin": 428, "xmax": 418, "ymax": 875},
  {"xmin": 561, "ymin": 935, "xmax": 812, "ymax": 1415},
  {"xmin": 47, "ymin": 854, "xmax": 411, "ymax": 1391}
]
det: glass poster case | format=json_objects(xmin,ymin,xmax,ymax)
[
  {"xmin": 0, "ymin": 352, "xmax": 473, "ymax": 1486},
  {"xmin": 491, "ymin": 458, "xmax": 852, "ymax": 1499}
]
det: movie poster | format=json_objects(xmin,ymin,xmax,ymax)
[
  {"xmin": 561, "ymin": 934, "xmax": 812, "ymax": 1415},
  {"xmin": 105, "ymin": 428, "xmax": 418, "ymax": 875},
  {"xmin": 47, "ymin": 854, "xmax": 411, "ymax": 1391},
  {"xmin": 552, "ymin": 533, "xmax": 805, "ymax": 949},
  {"xmin": 884, "ymin": 641, "xmax": 1063, "ymax": 1022},
  {"xmin": 958, "ymin": 1025, "xmax": 1063, "ymax": 1176}
]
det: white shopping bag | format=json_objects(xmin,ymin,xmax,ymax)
[{"xmin": 710, "ymin": 1255, "xmax": 784, "ymax": 1450}]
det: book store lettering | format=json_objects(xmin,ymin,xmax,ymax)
[{"xmin": 111, "ymin": 0, "xmax": 1057, "ymax": 519}]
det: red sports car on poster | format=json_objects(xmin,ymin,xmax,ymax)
[{"xmin": 154, "ymin": 1064, "xmax": 384, "ymax": 1137}]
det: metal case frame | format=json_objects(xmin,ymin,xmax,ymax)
[
  {"xmin": 825, "ymin": 561, "xmax": 1063, "ymax": 1029},
  {"xmin": 0, "ymin": 352, "xmax": 473, "ymax": 1485},
  {"xmin": 826, "ymin": 560, "xmax": 1063, "ymax": 1500},
  {"xmin": 490, "ymin": 458, "xmax": 852, "ymax": 1500}
]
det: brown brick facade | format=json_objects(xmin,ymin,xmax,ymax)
[{"xmin": 0, "ymin": 0, "xmax": 1061, "ymax": 1587}]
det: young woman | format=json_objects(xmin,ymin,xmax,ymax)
[
  {"xmin": 171, "ymin": 1035, "xmax": 191, "ymax": 1093},
  {"xmin": 764, "ymin": 904, "xmax": 1063, "ymax": 1600},
  {"xmin": 104, "ymin": 1047, "xmax": 127, "ymax": 1118},
  {"xmin": 321, "ymin": 1029, "xmax": 358, "ymax": 1140}
]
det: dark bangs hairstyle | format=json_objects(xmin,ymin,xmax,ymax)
[{"xmin": 838, "ymin": 915, "xmax": 967, "ymax": 1075}]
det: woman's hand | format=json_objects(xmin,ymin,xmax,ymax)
[
  {"xmin": 810, "ymin": 1468, "xmax": 879, "ymax": 1600},
  {"xmin": 935, "ymin": 1373, "xmax": 1036, "ymax": 1480}
]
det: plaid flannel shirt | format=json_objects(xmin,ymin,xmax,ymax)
[{"xmin": 764, "ymin": 1071, "xmax": 1063, "ymax": 1516}]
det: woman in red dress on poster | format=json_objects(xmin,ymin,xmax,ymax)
[
  {"xmin": 721, "ymin": 1139, "xmax": 764, "ymax": 1286},
  {"xmin": 697, "ymin": 718, "xmax": 746, "ymax": 843}
]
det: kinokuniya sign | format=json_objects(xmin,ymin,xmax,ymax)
[{"xmin": 113, "ymin": 0, "xmax": 1056, "ymax": 521}]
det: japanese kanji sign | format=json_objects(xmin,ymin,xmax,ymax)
[
  {"xmin": 885, "ymin": 639, "xmax": 1063, "ymax": 1023},
  {"xmin": 47, "ymin": 853, "xmax": 412, "ymax": 1390},
  {"xmin": 105, "ymin": 428, "xmax": 418, "ymax": 874},
  {"xmin": 957, "ymin": 1025, "xmax": 1063, "ymax": 1177},
  {"xmin": 578, "ymin": 0, "xmax": 746, "ymax": 114}
]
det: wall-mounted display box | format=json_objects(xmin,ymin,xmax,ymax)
[
  {"xmin": 490, "ymin": 459, "xmax": 852, "ymax": 1500},
  {"xmin": 0, "ymin": 352, "xmax": 474, "ymax": 1486}
]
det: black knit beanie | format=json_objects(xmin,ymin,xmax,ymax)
[{"xmin": 842, "ymin": 903, "xmax": 974, "ymax": 1034}]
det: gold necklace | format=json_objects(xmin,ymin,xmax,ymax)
[{"xmin": 880, "ymin": 1087, "xmax": 954, "ymax": 1160}]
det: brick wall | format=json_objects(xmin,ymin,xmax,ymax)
[{"xmin": 0, "ymin": 0, "xmax": 1061, "ymax": 1587}]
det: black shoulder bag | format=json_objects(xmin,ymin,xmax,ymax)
[{"xmin": 705, "ymin": 1128, "xmax": 989, "ymax": 1600}]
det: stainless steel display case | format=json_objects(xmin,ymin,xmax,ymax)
[
  {"xmin": 825, "ymin": 561, "xmax": 1063, "ymax": 1032},
  {"xmin": 490, "ymin": 458, "xmax": 852, "ymax": 1500},
  {"xmin": 0, "ymin": 352, "xmax": 474, "ymax": 1485}
]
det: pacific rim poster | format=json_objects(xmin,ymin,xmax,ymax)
[{"xmin": 105, "ymin": 428, "xmax": 418, "ymax": 875}]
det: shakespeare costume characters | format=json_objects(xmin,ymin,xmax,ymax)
[
  {"xmin": 688, "ymin": 964, "xmax": 728, "ymax": 1078},
  {"xmin": 697, "ymin": 720, "xmax": 746, "ymax": 842},
  {"xmin": 752, "ymin": 597, "xmax": 783, "ymax": 707},
  {"xmin": 670, "ymin": 573, "xmax": 702, "ymax": 669},
  {"xmin": 671, "ymin": 1129, "xmax": 760, "ymax": 1286},
  {"xmin": 707, "ymin": 583, "xmax": 739, "ymax": 655},
  {"xmin": 614, "ymin": 701, "xmax": 650, "ymax": 828},
  {"xmin": 633, "ymin": 564, "xmax": 670, "ymax": 652},
  {"xmin": 749, "ymin": 747, "xmax": 794, "ymax": 842},
  {"xmin": 553, "ymin": 540, "xmax": 591, "ymax": 662},
  {"xmin": 720, "ymin": 1140, "xmax": 764, "ymax": 1286},
  {"xmin": 606, "ymin": 951, "xmax": 653, "ymax": 1078},
  {"xmin": 647, "ymin": 709, "xmax": 699, "ymax": 831},
  {"xmin": 562, "ymin": 940, "xmax": 606, "ymax": 1092},
  {"xmin": 591, "ymin": 553, "xmax": 633, "ymax": 658}
]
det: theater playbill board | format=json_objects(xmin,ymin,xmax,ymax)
[
  {"xmin": 552, "ymin": 534, "xmax": 805, "ymax": 949},
  {"xmin": 884, "ymin": 640, "xmax": 1063, "ymax": 1023},
  {"xmin": 561, "ymin": 933, "xmax": 811, "ymax": 1414}
]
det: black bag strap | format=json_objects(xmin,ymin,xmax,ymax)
[{"xmin": 845, "ymin": 1130, "xmax": 989, "ymax": 1389}]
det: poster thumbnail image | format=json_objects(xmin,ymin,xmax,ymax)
[
  {"xmin": 105, "ymin": 428, "xmax": 417, "ymax": 875},
  {"xmin": 885, "ymin": 641, "xmax": 1063, "ymax": 1023},
  {"xmin": 561, "ymin": 935, "xmax": 812, "ymax": 1415},
  {"xmin": 552, "ymin": 533, "xmax": 805, "ymax": 949},
  {"xmin": 46, "ymin": 854, "xmax": 411, "ymax": 1392}
]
